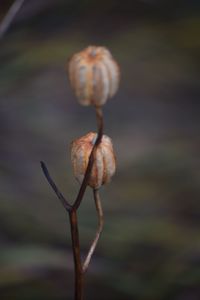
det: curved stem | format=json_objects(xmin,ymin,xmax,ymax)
[
  {"xmin": 83, "ymin": 189, "xmax": 104, "ymax": 273},
  {"xmin": 72, "ymin": 106, "xmax": 103, "ymax": 211}
]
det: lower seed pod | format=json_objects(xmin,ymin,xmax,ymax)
[{"xmin": 71, "ymin": 132, "xmax": 116, "ymax": 189}]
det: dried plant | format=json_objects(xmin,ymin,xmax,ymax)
[{"xmin": 41, "ymin": 45, "xmax": 120, "ymax": 300}]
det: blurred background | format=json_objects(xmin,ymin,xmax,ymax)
[{"xmin": 0, "ymin": 0, "xmax": 200, "ymax": 299}]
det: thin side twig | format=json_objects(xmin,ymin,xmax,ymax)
[
  {"xmin": 83, "ymin": 189, "xmax": 104, "ymax": 273},
  {"xmin": 0, "ymin": 0, "xmax": 26, "ymax": 40},
  {"xmin": 40, "ymin": 161, "xmax": 72, "ymax": 212}
]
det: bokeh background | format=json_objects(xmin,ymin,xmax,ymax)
[{"xmin": 0, "ymin": 0, "xmax": 200, "ymax": 299}]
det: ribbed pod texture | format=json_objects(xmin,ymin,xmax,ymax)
[
  {"xmin": 68, "ymin": 46, "xmax": 120, "ymax": 106},
  {"xmin": 71, "ymin": 132, "xmax": 116, "ymax": 188}
]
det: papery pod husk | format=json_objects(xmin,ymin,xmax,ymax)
[
  {"xmin": 71, "ymin": 132, "xmax": 116, "ymax": 188},
  {"xmin": 68, "ymin": 46, "xmax": 120, "ymax": 106}
]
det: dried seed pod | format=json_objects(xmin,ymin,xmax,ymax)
[
  {"xmin": 68, "ymin": 46, "xmax": 120, "ymax": 106},
  {"xmin": 71, "ymin": 132, "xmax": 116, "ymax": 188}
]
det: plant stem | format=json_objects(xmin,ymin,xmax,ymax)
[
  {"xmin": 40, "ymin": 161, "xmax": 72, "ymax": 211},
  {"xmin": 41, "ymin": 105, "xmax": 104, "ymax": 300},
  {"xmin": 69, "ymin": 210, "xmax": 83, "ymax": 300},
  {"xmin": 83, "ymin": 189, "xmax": 104, "ymax": 273}
]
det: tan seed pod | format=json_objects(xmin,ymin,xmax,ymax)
[
  {"xmin": 68, "ymin": 46, "xmax": 120, "ymax": 106},
  {"xmin": 71, "ymin": 132, "xmax": 116, "ymax": 188}
]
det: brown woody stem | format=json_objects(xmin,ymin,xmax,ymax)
[{"xmin": 69, "ymin": 210, "xmax": 84, "ymax": 300}]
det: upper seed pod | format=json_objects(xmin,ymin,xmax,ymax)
[
  {"xmin": 68, "ymin": 46, "xmax": 120, "ymax": 106},
  {"xmin": 71, "ymin": 132, "xmax": 116, "ymax": 189}
]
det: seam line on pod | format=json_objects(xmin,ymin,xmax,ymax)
[
  {"xmin": 101, "ymin": 56, "xmax": 119, "ymax": 98},
  {"xmin": 99, "ymin": 61, "xmax": 110, "ymax": 105},
  {"xmin": 77, "ymin": 64, "xmax": 89, "ymax": 105},
  {"xmin": 86, "ymin": 62, "xmax": 93, "ymax": 104}
]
